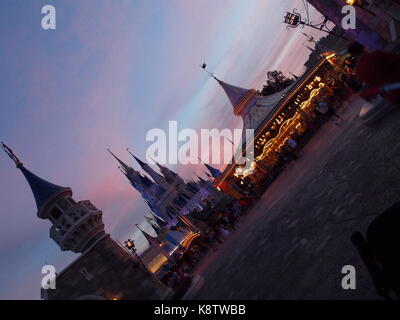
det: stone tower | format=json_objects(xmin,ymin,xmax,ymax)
[{"xmin": 1, "ymin": 143, "xmax": 173, "ymax": 300}]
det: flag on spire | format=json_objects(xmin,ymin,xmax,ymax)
[{"xmin": 1, "ymin": 142, "xmax": 22, "ymax": 168}]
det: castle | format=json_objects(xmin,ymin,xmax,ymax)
[{"xmin": 1, "ymin": 143, "xmax": 173, "ymax": 300}]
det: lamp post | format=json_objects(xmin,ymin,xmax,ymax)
[
  {"xmin": 124, "ymin": 238, "xmax": 151, "ymax": 275},
  {"xmin": 284, "ymin": 9, "xmax": 348, "ymax": 39}
]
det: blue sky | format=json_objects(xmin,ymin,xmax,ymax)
[{"xmin": 0, "ymin": 0, "xmax": 326, "ymax": 299}]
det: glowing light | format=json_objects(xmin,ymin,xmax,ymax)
[
  {"xmin": 325, "ymin": 52, "xmax": 336, "ymax": 60},
  {"xmin": 147, "ymin": 254, "xmax": 168, "ymax": 274},
  {"xmin": 255, "ymin": 80, "xmax": 326, "ymax": 164}
]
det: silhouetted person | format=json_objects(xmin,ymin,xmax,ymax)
[
  {"xmin": 347, "ymin": 41, "xmax": 400, "ymax": 105},
  {"xmin": 366, "ymin": 202, "xmax": 400, "ymax": 297},
  {"xmin": 352, "ymin": 201, "xmax": 400, "ymax": 299}
]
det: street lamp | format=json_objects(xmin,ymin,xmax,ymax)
[
  {"xmin": 124, "ymin": 238, "xmax": 151, "ymax": 275},
  {"xmin": 124, "ymin": 239, "xmax": 134, "ymax": 250},
  {"xmin": 283, "ymin": 9, "xmax": 348, "ymax": 39}
]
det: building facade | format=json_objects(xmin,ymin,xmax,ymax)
[{"xmin": 307, "ymin": 0, "xmax": 400, "ymax": 51}]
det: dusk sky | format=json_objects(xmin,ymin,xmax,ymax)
[{"xmin": 0, "ymin": 0, "xmax": 328, "ymax": 299}]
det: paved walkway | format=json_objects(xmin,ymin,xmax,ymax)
[{"xmin": 195, "ymin": 96, "xmax": 400, "ymax": 299}]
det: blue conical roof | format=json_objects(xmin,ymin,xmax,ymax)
[
  {"xmin": 20, "ymin": 166, "xmax": 69, "ymax": 210},
  {"xmin": 1, "ymin": 142, "xmax": 70, "ymax": 212},
  {"xmin": 204, "ymin": 163, "xmax": 222, "ymax": 178}
]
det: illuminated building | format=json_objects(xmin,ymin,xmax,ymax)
[
  {"xmin": 138, "ymin": 224, "xmax": 200, "ymax": 277},
  {"xmin": 207, "ymin": 55, "xmax": 347, "ymax": 198}
]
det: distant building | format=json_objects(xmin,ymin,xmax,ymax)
[
  {"xmin": 2, "ymin": 144, "xmax": 173, "ymax": 300},
  {"xmin": 307, "ymin": 0, "xmax": 400, "ymax": 51},
  {"xmin": 137, "ymin": 224, "xmax": 200, "ymax": 277},
  {"xmin": 108, "ymin": 149, "xmax": 224, "ymax": 226}
]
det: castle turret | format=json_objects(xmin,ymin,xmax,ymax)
[
  {"xmin": 204, "ymin": 163, "xmax": 223, "ymax": 179},
  {"xmin": 2, "ymin": 143, "xmax": 106, "ymax": 254},
  {"xmin": 155, "ymin": 162, "xmax": 185, "ymax": 185},
  {"xmin": 108, "ymin": 149, "xmax": 165, "ymax": 211},
  {"xmin": 127, "ymin": 149, "xmax": 168, "ymax": 187}
]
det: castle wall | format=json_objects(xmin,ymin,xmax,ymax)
[{"xmin": 41, "ymin": 235, "xmax": 173, "ymax": 300}]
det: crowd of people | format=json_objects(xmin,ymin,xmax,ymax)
[{"xmin": 160, "ymin": 197, "xmax": 250, "ymax": 292}]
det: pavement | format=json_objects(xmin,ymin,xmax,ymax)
[{"xmin": 194, "ymin": 95, "xmax": 400, "ymax": 300}]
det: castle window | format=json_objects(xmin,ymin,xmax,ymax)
[
  {"xmin": 86, "ymin": 202, "xmax": 97, "ymax": 211},
  {"xmin": 58, "ymin": 198, "xmax": 72, "ymax": 211},
  {"xmin": 49, "ymin": 206, "xmax": 62, "ymax": 220}
]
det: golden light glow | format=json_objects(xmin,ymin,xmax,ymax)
[
  {"xmin": 216, "ymin": 58, "xmax": 329, "ymax": 188},
  {"xmin": 235, "ymin": 160, "xmax": 256, "ymax": 178},
  {"xmin": 255, "ymin": 83, "xmax": 325, "ymax": 163},
  {"xmin": 181, "ymin": 232, "xmax": 201, "ymax": 249},
  {"xmin": 325, "ymin": 52, "xmax": 336, "ymax": 60},
  {"xmin": 147, "ymin": 254, "xmax": 168, "ymax": 274},
  {"xmin": 125, "ymin": 241, "xmax": 134, "ymax": 249},
  {"xmin": 345, "ymin": 0, "xmax": 356, "ymax": 5}
]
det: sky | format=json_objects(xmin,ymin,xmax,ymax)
[{"xmin": 0, "ymin": 0, "xmax": 328, "ymax": 299}]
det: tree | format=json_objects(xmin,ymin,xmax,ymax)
[{"xmin": 259, "ymin": 70, "xmax": 295, "ymax": 96}]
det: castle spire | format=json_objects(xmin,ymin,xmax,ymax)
[
  {"xmin": 145, "ymin": 215, "xmax": 161, "ymax": 235},
  {"xmin": 205, "ymin": 163, "xmax": 222, "ymax": 179},
  {"xmin": 198, "ymin": 154, "xmax": 223, "ymax": 179},
  {"xmin": 152, "ymin": 158, "xmax": 183, "ymax": 185},
  {"xmin": 127, "ymin": 149, "xmax": 167, "ymax": 186},
  {"xmin": 1, "ymin": 142, "xmax": 71, "ymax": 215},
  {"xmin": 194, "ymin": 172, "xmax": 206, "ymax": 183},
  {"xmin": 135, "ymin": 224, "xmax": 160, "ymax": 248},
  {"xmin": 107, "ymin": 148, "xmax": 131, "ymax": 172}
]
